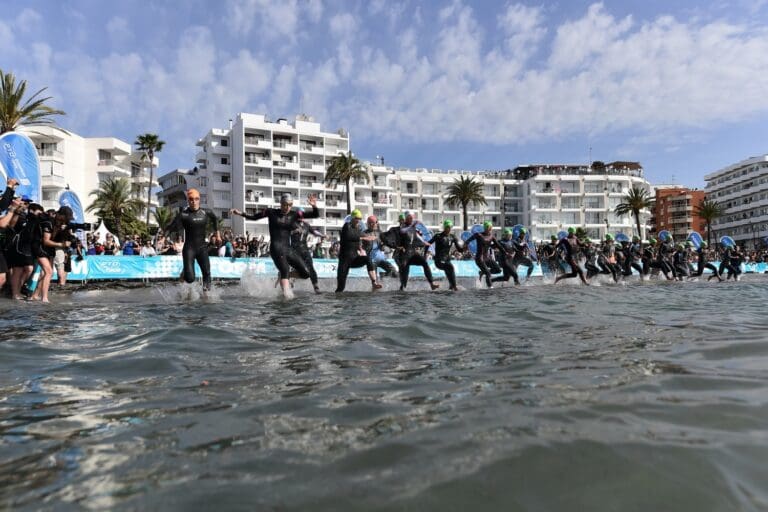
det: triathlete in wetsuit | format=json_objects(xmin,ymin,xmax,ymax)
[
  {"xmin": 362, "ymin": 215, "xmax": 398, "ymax": 279},
  {"xmin": 554, "ymin": 227, "xmax": 588, "ymax": 285},
  {"xmin": 672, "ymin": 243, "xmax": 690, "ymax": 279},
  {"xmin": 167, "ymin": 188, "xmax": 220, "ymax": 290},
  {"xmin": 623, "ymin": 236, "xmax": 644, "ymax": 276},
  {"xmin": 397, "ymin": 213, "xmax": 439, "ymax": 291},
  {"xmin": 598, "ymin": 234, "xmax": 619, "ymax": 282},
  {"xmin": 718, "ymin": 242, "xmax": 741, "ymax": 280},
  {"xmin": 583, "ymin": 238, "xmax": 601, "ymax": 279},
  {"xmin": 467, "ymin": 221, "xmax": 505, "ymax": 288},
  {"xmin": 291, "ymin": 208, "xmax": 324, "ymax": 293},
  {"xmin": 694, "ymin": 241, "xmax": 723, "ymax": 281},
  {"xmin": 232, "ymin": 192, "xmax": 318, "ymax": 296},
  {"xmin": 335, "ymin": 209, "xmax": 381, "ymax": 292},
  {"xmin": 427, "ymin": 219, "xmax": 463, "ymax": 291},
  {"xmin": 539, "ymin": 235, "xmax": 559, "ymax": 276},
  {"xmin": 512, "ymin": 229, "xmax": 534, "ymax": 279},
  {"xmin": 491, "ymin": 228, "xmax": 520, "ymax": 285}
]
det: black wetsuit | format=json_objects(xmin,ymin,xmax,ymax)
[
  {"xmin": 363, "ymin": 228, "xmax": 398, "ymax": 278},
  {"xmin": 243, "ymin": 205, "xmax": 319, "ymax": 280},
  {"xmin": 539, "ymin": 241, "xmax": 558, "ymax": 275},
  {"xmin": 719, "ymin": 247, "xmax": 741, "ymax": 279},
  {"xmin": 694, "ymin": 247, "xmax": 721, "ymax": 280},
  {"xmin": 335, "ymin": 221, "xmax": 375, "ymax": 292},
  {"xmin": 428, "ymin": 231, "xmax": 462, "ymax": 289},
  {"xmin": 658, "ymin": 241, "xmax": 676, "ymax": 279},
  {"xmin": 555, "ymin": 235, "xmax": 587, "ymax": 283},
  {"xmin": 512, "ymin": 237, "xmax": 534, "ymax": 278},
  {"xmin": 598, "ymin": 242, "xmax": 619, "ymax": 282},
  {"xmin": 492, "ymin": 238, "xmax": 520, "ymax": 285},
  {"xmin": 167, "ymin": 207, "xmax": 219, "ymax": 289},
  {"xmin": 584, "ymin": 245, "xmax": 601, "ymax": 279},
  {"xmin": 468, "ymin": 231, "xmax": 503, "ymax": 287},
  {"xmin": 623, "ymin": 242, "xmax": 644, "ymax": 276},
  {"xmin": 291, "ymin": 221, "xmax": 321, "ymax": 287},
  {"xmin": 397, "ymin": 224, "xmax": 435, "ymax": 290},
  {"xmin": 673, "ymin": 249, "xmax": 689, "ymax": 279}
]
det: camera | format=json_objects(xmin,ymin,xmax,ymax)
[{"xmin": 69, "ymin": 222, "xmax": 92, "ymax": 231}]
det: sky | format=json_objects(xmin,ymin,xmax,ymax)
[{"xmin": 3, "ymin": 0, "xmax": 768, "ymax": 187}]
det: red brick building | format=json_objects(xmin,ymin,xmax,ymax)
[{"xmin": 652, "ymin": 187, "xmax": 707, "ymax": 239}]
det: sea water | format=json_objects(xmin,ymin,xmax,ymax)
[{"xmin": 1, "ymin": 275, "xmax": 767, "ymax": 510}]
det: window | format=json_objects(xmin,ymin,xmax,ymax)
[
  {"xmin": 198, "ymin": 177, "xmax": 208, "ymax": 187},
  {"xmin": 221, "ymin": 157, "xmax": 229, "ymax": 165},
  {"xmin": 220, "ymin": 138, "xmax": 228, "ymax": 147},
  {"xmin": 221, "ymin": 174, "xmax": 230, "ymax": 183},
  {"xmin": 221, "ymin": 210, "xmax": 230, "ymax": 219}
]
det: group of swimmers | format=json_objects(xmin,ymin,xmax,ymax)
[{"xmin": 171, "ymin": 190, "xmax": 744, "ymax": 296}]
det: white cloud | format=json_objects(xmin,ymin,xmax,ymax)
[
  {"xmin": 15, "ymin": 8, "xmax": 42, "ymax": 33},
  {"xmin": 306, "ymin": 0, "xmax": 323, "ymax": 23},
  {"xmin": 331, "ymin": 1, "xmax": 768, "ymax": 151},
  {"xmin": 224, "ymin": 0, "xmax": 299, "ymax": 41},
  {"xmin": 106, "ymin": 16, "xmax": 133, "ymax": 47}
]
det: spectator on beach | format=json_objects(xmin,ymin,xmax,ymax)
[
  {"xmin": 218, "ymin": 233, "xmax": 234, "ymax": 257},
  {"xmin": 122, "ymin": 237, "xmax": 137, "ymax": 255},
  {"xmin": 140, "ymin": 240, "xmax": 157, "ymax": 257}
]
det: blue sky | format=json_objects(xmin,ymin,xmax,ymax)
[{"xmin": 3, "ymin": 0, "xmax": 768, "ymax": 187}]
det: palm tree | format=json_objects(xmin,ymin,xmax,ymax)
[
  {"xmin": 86, "ymin": 177, "xmax": 144, "ymax": 241},
  {"xmin": 695, "ymin": 198, "xmax": 723, "ymax": 246},
  {"xmin": 134, "ymin": 133, "xmax": 165, "ymax": 226},
  {"xmin": 0, "ymin": 69, "xmax": 65, "ymax": 134},
  {"xmin": 445, "ymin": 176, "xmax": 487, "ymax": 231},
  {"xmin": 324, "ymin": 151, "xmax": 368, "ymax": 214},
  {"xmin": 614, "ymin": 186, "xmax": 654, "ymax": 238},
  {"xmin": 152, "ymin": 205, "xmax": 174, "ymax": 233}
]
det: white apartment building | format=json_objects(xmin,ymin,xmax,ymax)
[
  {"xmin": 184, "ymin": 113, "xmax": 652, "ymax": 241},
  {"xmin": 504, "ymin": 163, "xmax": 653, "ymax": 241},
  {"xmin": 18, "ymin": 126, "xmax": 159, "ymax": 224},
  {"xmin": 704, "ymin": 155, "xmax": 768, "ymax": 249}
]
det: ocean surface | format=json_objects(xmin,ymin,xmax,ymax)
[{"xmin": 1, "ymin": 274, "xmax": 767, "ymax": 511}]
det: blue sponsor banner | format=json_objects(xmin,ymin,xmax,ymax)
[
  {"xmin": 58, "ymin": 256, "xmax": 768, "ymax": 281},
  {"xmin": 0, "ymin": 132, "xmax": 41, "ymax": 202},
  {"xmin": 59, "ymin": 190, "xmax": 85, "ymax": 223}
]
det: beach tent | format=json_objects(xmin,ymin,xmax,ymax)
[{"xmin": 94, "ymin": 221, "xmax": 119, "ymax": 246}]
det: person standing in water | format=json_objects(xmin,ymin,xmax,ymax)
[
  {"xmin": 554, "ymin": 227, "xmax": 589, "ymax": 285},
  {"xmin": 231, "ymin": 193, "xmax": 318, "ymax": 297},
  {"xmin": 291, "ymin": 208, "xmax": 324, "ymax": 293},
  {"xmin": 166, "ymin": 189, "xmax": 220, "ymax": 291},
  {"xmin": 362, "ymin": 215, "xmax": 398, "ymax": 279},
  {"xmin": 335, "ymin": 209, "xmax": 382, "ymax": 292},
  {"xmin": 427, "ymin": 219, "xmax": 463, "ymax": 291},
  {"xmin": 693, "ymin": 241, "xmax": 723, "ymax": 282},
  {"xmin": 492, "ymin": 227, "xmax": 520, "ymax": 286},
  {"xmin": 512, "ymin": 228, "xmax": 534, "ymax": 279},
  {"xmin": 467, "ymin": 221, "xmax": 506, "ymax": 288},
  {"xmin": 397, "ymin": 212, "xmax": 439, "ymax": 291}
]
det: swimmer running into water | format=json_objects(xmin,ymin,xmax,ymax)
[
  {"xmin": 167, "ymin": 188, "xmax": 220, "ymax": 291},
  {"xmin": 231, "ymin": 193, "xmax": 318, "ymax": 297}
]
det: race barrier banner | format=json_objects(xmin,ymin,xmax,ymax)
[{"xmin": 59, "ymin": 256, "xmax": 768, "ymax": 281}]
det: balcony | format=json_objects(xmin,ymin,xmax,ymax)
[
  {"xmin": 213, "ymin": 181, "xmax": 231, "ymax": 191},
  {"xmin": 300, "ymin": 144, "xmax": 325, "ymax": 154},
  {"xmin": 212, "ymin": 144, "xmax": 230, "ymax": 155},
  {"xmin": 325, "ymin": 201, "xmax": 348, "ymax": 210},
  {"xmin": 41, "ymin": 174, "xmax": 66, "ymax": 189},
  {"xmin": 273, "ymin": 160, "xmax": 299, "ymax": 170},
  {"xmin": 195, "ymin": 150, "xmax": 207, "ymax": 162},
  {"xmin": 37, "ymin": 148, "xmax": 64, "ymax": 162}
]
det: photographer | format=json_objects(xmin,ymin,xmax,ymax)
[
  {"xmin": 0, "ymin": 195, "xmax": 23, "ymax": 294},
  {"xmin": 29, "ymin": 206, "xmax": 74, "ymax": 302}
]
